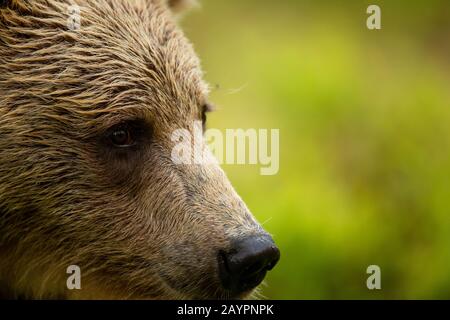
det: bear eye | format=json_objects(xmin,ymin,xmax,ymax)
[
  {"xmin": 102, "ymin": 119, "xmax": 151, "ymax": 151},
  {"xmin": 201, "ymin": 109, "xmax": 207, "ymax": 125},
  {"xmin": 111, "ymin": 128, "xmax": 133, "ymax": 147},
  {"xmin": 201, "ymin": 103, "xmax": 214, "ymax": 129},
  {"xmin": 107, "ymin": 123, "xmax": 137, "ymax": 148}
]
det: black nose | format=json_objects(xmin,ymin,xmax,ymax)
[{"xmin": 218, "ymin": 235, "xmax": 280, "ymax": 294}]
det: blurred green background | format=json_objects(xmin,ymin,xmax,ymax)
[{"xmin": 181, "ymin": 0, "xmax": 450, "ymax": 299}]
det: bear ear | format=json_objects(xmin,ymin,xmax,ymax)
[{"xmin": 166, "ymin": 0, "xmax": 198, "ymax": 15}]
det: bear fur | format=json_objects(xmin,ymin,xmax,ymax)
[{"xmin": 0, "ymin": 0, "xmax": 270, "ymax": 299}]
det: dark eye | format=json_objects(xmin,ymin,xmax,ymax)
[
  {"xmin": 111, "ymin": 128, "xmax": 133, "ymax": 147},
  {"xmin": 107, "ymin": 123, "xmax": 137, "ymax": 148},
  {"xmin": 103, "ymin": 119, "xmax": 150, "ymax": 150},
  {"xmin": 202, "ymin": 109, "xmax": 207, "ymax": 125},
  {"xmin": 201, "ymin": 103, "xmax": 214, "ymax": 128}
]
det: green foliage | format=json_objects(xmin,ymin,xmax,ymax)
[{"xmin": 181, "ymin": 0, "xmax": 450, "ymax": 299}]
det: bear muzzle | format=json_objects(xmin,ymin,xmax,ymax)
[{"xmin": 217, "ymin": 234, "xmax": 280, "ymax": 295}]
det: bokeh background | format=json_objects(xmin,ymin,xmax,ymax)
[{"xmin": 181, "ymin": 0, "xmax": 450, "ymax": 299}]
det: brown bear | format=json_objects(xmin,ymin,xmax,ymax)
[{"xmin": 0, "ymin": 0, "xmax": 279, "ymax": 299}]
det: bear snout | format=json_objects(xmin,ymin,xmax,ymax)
[{"xmin": 217, "ymin": 234, "xmax": 280, "ymax": 295}]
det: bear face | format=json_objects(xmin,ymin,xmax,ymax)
[{"xmin": 0, "ymin": 0, "xmax": 279, "ymax": 299}]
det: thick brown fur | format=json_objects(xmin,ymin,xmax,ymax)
[{"xmin": 0, "ymin": 0, "xmax": 267, "ymax": 299}]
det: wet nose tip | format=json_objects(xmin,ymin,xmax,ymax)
[{"xmin": 218, "ymin": 235, "xmax": 280, "ymax": 294}]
